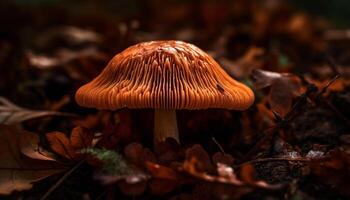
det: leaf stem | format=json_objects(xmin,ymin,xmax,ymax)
[{"xmin": 40, "ymin": 159, "xmax": 85, "ymax": 200}]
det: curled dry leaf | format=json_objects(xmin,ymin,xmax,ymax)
[
  {"xmin": 251, "ymin": 69, "xmax": 303, "ymax": 117},
  {"xmin": 145, "ymin": 161, "xmax": 179, "ymax": 180},
  {"xmin": 183, "ymin": 158, "xmax": 243, "ymax": 186},
  {"xmin": 212, "ymin": 152, "xmax": 234, "ymax": 166},
  {"xmin": 185, "ymin": 144, "xmax": 213, "ymax": 172},
  {"xmin": 0, "ymin": 96, "xmax": 75, "ymax": 125},
  {"xmin": 46, "ymin": 126, "xmax": 95, "ymax": 160},
  {"xmin": 118, "ymin": 181, "xmax": 148, "ymax": 196},
  {"xmin": 154, "ymin": 138, "xmax": 183, "ymax": 166},
  {"xmin": 124, "ymin": 143, "xmax": 157, "ymax": 166},
  {"xmin": 183, "ymin": 157, "xmax": 282, "ymax": 189},
  {"xmin": 19, "ymin": 127, "xmax": 56, "ymax": 161},
  {"xmin": 145, "ymin": 161, "xmax": 182, "ymax": 195},
  {"xmin": 0, "ymin": 125, "xmax": 66, "ymax": 195}
]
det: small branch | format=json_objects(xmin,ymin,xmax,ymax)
[
  {"xmin": 326, "ymin": 54, "xmax": 340, "ymax": 76},
  {"xmin": 244, "ymin": 84, "xmax": 318, "ymax": 161},
  {"xmin": 40, "ymin": 159, "xmax": 85, "ymax": 200},
  {"xmin": 315, "ymin": 74, "xmax": 341, "ymax": 101},
  {"xmin": 212, "ymin": 137, "xmax": 226, "ymax": 154},
  {"xmin": 234, "ymin": 157, "xmax": 311, "ymax": 169}
]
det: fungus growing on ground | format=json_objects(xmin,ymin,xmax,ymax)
[{"xmin": 75, "ymin": 40, "xmax": 254, "ymax": 145}]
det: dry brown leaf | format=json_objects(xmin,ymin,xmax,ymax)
[
  {"xmin": 19, "ymin": 128, "xmax": 56, "ymax": 161},
  {"xmin": 145, "ymin": 161, "xmax": 179, "ymax": 180},
  {"xmin": 212, "ymin": 152, "xmax": 234, "ymax": 166},
  {"xmin": 185, "ymin": 144, "xmax": 213, "ymax": 172},
  {"xmin": 70, "ymin": 126, "xmax": 94, "ymax": 150},
  {"xmin": 251, "ymin": 69, "xmax": 303, "ymax": 117},
  {"xmin": 124, "ymin": 143, "xmax": 157, "ymax": 166},
  {"xmin": 46, "ymin": 126, "xmax": 95, "ymax": 160},
  {"xmin": 183, "ymin": 158, "xmax": 244, "ymax": 186},
  {"xmin": 0, "ymin": 125, "xmax": 66, "ymax": 195},
  {"xmin": 145, "ymin": 161, "xmax": 182, "ymax": 195},
  {"xmin": 183, "ymin": 158, "xmax": 282, "ymax": 189},
  {"xmin": 0, "ymin": 96, "xmax": 75, "ymax": 125},
  {"xmin": 46, "ymin": 131, "xmax": 76, "ymax": 160}
]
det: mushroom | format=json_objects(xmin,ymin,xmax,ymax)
[{"xmin": 75, "ymin": 40, "xmax": 254, "ymax": 145}]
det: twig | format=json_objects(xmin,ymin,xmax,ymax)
[
  {"xmin": 40, "ymin": 159, "xmax": 85, "ymax": 200},
  {"xmin": 244, "ymin": 84, "xmax": 318, "ymax": 161},
  {"xmin": 234, "ymin": 157, "xmax": 311, "ymax": 169},
  {"xmin": 315, "ymin": 74, "xmax": 341, "ymax": 101},
  {"xmin": 212, "ymin": 137, "xmax": 226, "ymax": 154},
  {"xmin": 95, "ymin": 190, "xmax": 107, "ymax": 200},
  {"xmin": 326, "ymin": 54, "xmax": 341, "ymax": 75}
]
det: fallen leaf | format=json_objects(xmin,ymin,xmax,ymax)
[
  {"xmin": 185, "ymin": 144, "xmax": 213, "ymax": 172},
  {"xmin": 118, "ymin": 181, "xmax": 147, "ymax": 196},
  {"xmin": 46, "ymin": 126, "xmax": 95, "ymax": 160},
  {"xmin": 0, "ymin": 125, "xmax": 66, "ymax": 195},
  {"xmin": 0, "ymin": 97, "xmax": 75, "ymax": 125},
  {"xmin": 212, "ymin": 152, "xmax": 234, "ymax": 166},
  {"xmin": 154, "ymin": 138, "xmax": 183, "ymax": 166},
  {"xmin": 145, "ymin": 161, "xmax": 179, "ymax": 180},
  {"xmin": 70, "ymin": 126, "xmax": 94, "ymax": 150},
  {"xmin": 46, "ymin": 131, "xmax": 76, "ymax": 160},
  {"xmin": 145, "ymin": 162, "xmax": 182, "ymax": 195},
  {"xmin": 183, "ymin": 157, "xmax": 243, "ymax": 186},
  {"xmin": 19, "ymin": 128, "xmax": 56, "ymax": 162},
  {"xmin": 251, "ymin": 69, "xmax": 303, "ymax": 117},
  {"xmin": 124, "ymin": 143, "xmax": 157, "ymax": 166},
  {"xmin": 183, "ymin": 157, "xmax": 281, "ymax": 189}
]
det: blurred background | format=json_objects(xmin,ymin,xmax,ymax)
[
  {"xmin": 1, "ymin": 1, "xmax": 350, "ymax": 199},
  {"xmin": 1, "ymin": 0, "xmax": 350, "ymax": 99},
  {"xmin": 0, "ymin": 0, "xmax": 349, "ymax": 140}
]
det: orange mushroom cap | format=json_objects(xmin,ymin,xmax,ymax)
[{"xmin": 75, "ymin": 40, "xmax": 254, "ymax": 110}]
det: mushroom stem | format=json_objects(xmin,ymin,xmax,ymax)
[{"xmin": 154, "ymin": 109, "xmax": 179, "ymax": 145}]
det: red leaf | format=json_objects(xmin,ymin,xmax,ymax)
[
  {"xmin": 46, "ymin": 126, "xmax": 96, "ymax": 161},
  {"xmin": 46, "ymin": 131, "xmax": 75, "ymax": 160},
  {"xmin": 145, "ymin": 161, "xmax": 179, "ymax": 180},
  {"xmin": 70, "ymin": 126, "xmax": 93, "ymax": 150},
  {"xmin": 124, "ymin": 143, "xmax": 157, "ymax": 166},
  {"xmin": 185, "ymin": 144, "xmax": 213, "ymax": 172}
]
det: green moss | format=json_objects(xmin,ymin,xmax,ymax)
[{"xmin": 82, "ymin": 148, "xmax": 131, "ymax": 176}]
